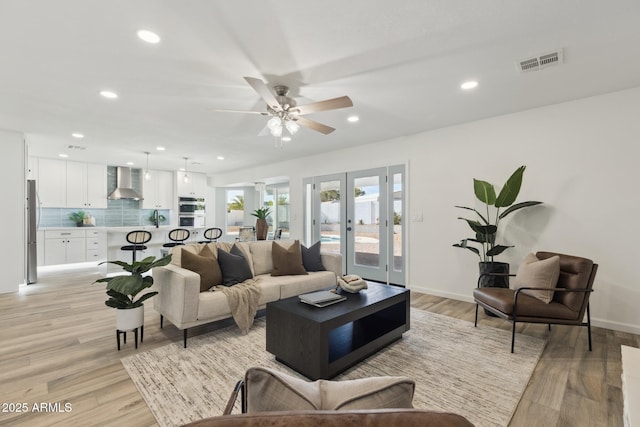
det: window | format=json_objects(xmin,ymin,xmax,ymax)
[
  {"xmin": 265, "ymin": 185, "xmax": 290, "ymax": 239},
  {"xmin": 226, "ymin": 189, "xmax": 244, "ymax": 236}
]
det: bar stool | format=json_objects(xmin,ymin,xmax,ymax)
[
  {"xmin": 198, "ymin": 227, "xmax": 223, "ymax": 243},
  {"xmin": 121, "ymin": 230, "xmax": 152, "ymax": 263},
  {"xmin": 162, "ymin": 228, "xmax": 190, "ymax": 249}
]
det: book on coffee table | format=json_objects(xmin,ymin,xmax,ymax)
[{"xmin": 298, "ymin": 290, "xmax": 346, "ymax": 307}]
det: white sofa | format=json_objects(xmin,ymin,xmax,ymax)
[{"xmin": 152, "ymin": 240, "xmax": 342, "ymax": 347}]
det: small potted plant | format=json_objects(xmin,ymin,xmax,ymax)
[
  {"xmin": 94, "ymin": 255, "xmax": 172, "ymax": 333},
  {"xmin": 453, "ymin": 165, "xmax": 542, "ymax": 288},
  {"xmin": 68, "ymin": 211, "xmax": 86, "ymax": 227},
  {"xmin": 251, "ymin": 207, "xmax": 271, "ymax": 240}
]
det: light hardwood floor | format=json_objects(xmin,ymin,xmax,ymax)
[{"xmin": 0, "ymin": 265, "xmax": 637, "ymax": 426}]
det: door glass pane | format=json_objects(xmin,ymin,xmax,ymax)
[
  {"xmin": 264, "ymin": 188, "xmax": 275, "ymax": 234},
  {"xmin": 304, "ymin": 181, "xmax": 313, "ymax": 245},
  {"xmin": 392, "ymin": 172, "xmax": 403, "ymax": 272},
  {"xmin": 353, "ymin": 176, "xmax": 379, "ymax": 267},
  {"xmin": 320, "ymin": 180, "xmax": 341, "ymax": 254},
  {"xmin": 276, "ymin": 188, "xmax": 289, "ymax": 239},
  {"xmin": 226, "ymin": 190, "xmax": 244, "ymax": 237}
]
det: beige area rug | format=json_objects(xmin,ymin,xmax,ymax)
[{"xmin": 122, "ymin": 308, "xmax": 546, "ymax": 427}]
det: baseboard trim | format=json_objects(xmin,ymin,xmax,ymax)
[{"xmin": 409, "ymin": 284, "xmax": 640, "ymax": 335}]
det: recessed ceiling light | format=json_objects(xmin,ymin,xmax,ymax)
[
  {"xmin": 100, "ymin": 90, "xmax": 118, "ymax": 99},
  {"xmin": 282, "ymin": 136, "xmax": 292, "ymax": 142},
  {"xmin": 126, "ymin": 162, "xmax": 134, "ymax": 166},
  {"xmin": 71, "ymin": 133, "xmax": 84, "ymax": 138},
  {"xmin": 58, "ymin": 153, "xmax": 69, "ymax": 158},
  {"xmin": 216, "ymin": 156, "xmax": 225, "ymax": 160},
  {"xmin": 347, "ymin": 116, "xmax": 359, "ymax": 123},
  {"xmin": 179, "ymin": 167, "xmax": 185, "ymax": 171},
  {"xmin": 137, "ymin": 29, "xmax": 161, "ymax": 44},
  {"xmin": 460, "ymin": 80, "xmax": 478, "ymax": 90},
  {"xmin": 156, "ymin": 146, "xmax": 165, "ymax": 151}
]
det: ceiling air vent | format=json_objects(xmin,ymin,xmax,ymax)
[
  {"xmin": 517, "ymin": 48, "xmax": 563, "ymax": 73},
  {"xmin": 66, "ymin": 144, "xmax": 87, "ymax": 150}
]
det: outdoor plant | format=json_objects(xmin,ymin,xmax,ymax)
[
  {"xmin": 453, "ymin": 166, "xmax": 542, "ymax": 261},
  {"xmin": 94, "ymin": 255, "xmax": 172, "ymax": 309},
  {"xmin": 251, "ymin": 207, "xmax": 271, "ymax": 219}
]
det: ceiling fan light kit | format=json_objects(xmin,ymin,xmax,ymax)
[{"xmin": 217, "ymin": 77, "xmax": 353, "ymax": 145}]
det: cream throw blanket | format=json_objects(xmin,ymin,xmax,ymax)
[{"xmin": 214, "ymin": 279, "xmax": 261, "ymax": 334}]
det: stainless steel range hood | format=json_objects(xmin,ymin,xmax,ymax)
[{"xmin": 108, "ymin": 166, "xmax": 143, "ymax": 200}]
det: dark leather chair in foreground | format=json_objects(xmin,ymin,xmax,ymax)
[
  {"xmin": 182, "ymin": 367, "xmax": 474, "ymax": 426},
  {"xmin": 473, "ymin": 251, "xmax": 598, "ymax": 353},
  {"xmin": 182, "ymin": 409, "xmax": 475, "ymax": 427}
]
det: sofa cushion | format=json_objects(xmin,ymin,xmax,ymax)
[
  {"xmin": 514, "ymin": 253, "xmax": 560, "ymax": 303},
  {"xmin": 244, "ymin": 367, "xmax": 414, "ymax": 412},
  {"xmin": 271, "ymin": 240, "xmax": 308, "ymax": 277},
  {"xmin": 170, "ymin": 244, "xmax": 202, "ymax": 267},
  {"xmin": 218, "ymin": 245, "xmax": 253, "ymax": 286},
  {"xmin": 197, "ymin": 278, "xmax": 280, "ymax": 321},
  {"xmin": 181, "ymin": 245, "xmax": 223, "ymax": 292},
  {"xmin": 301, "ymin": 241, "xmax": 326, "ymax": 272},
  {"xmin": 275, "ymin": 271, "xmax": 337, "ymax": 299},
  {"xmin": 249, "ymin": 241, "xmax": 274, "ymax": 276}
]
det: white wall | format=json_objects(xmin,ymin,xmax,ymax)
[
  {"xmin": 212, "ymin": 87, "xmax": 640, "ymax": 334},
  {"xmin": 1, "ymin": 129, "xmax": 25, "ymax": 293}
]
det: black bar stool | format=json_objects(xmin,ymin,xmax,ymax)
[
  {"xmin": 163, "ymin": 228, "xmax": 190, "ymax": 249},
  {"xmin": 121, "ymin": 230, "xmax": 152, "ymax": 263},
  {"xmin": 198, "ymin": 227, "xmax": 223, "ymax": 243}
]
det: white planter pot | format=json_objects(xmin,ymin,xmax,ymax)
[{"xmin": 116, "ymin": 305, "xmax": 144, "ymax": 331}]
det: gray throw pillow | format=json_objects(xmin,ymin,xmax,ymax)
[
  {"xmin": 301, "ymin": 241, "xmax": 325, "ymax": 272},
  {"xmin": 218, "ymin": 244, "xmax": 253, "ymax": 286}
]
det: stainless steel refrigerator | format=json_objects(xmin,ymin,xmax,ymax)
[{"xmin": 27, "ymin": 179, "xmax": 38, "ymax": 284}]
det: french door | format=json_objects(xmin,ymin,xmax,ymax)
[{"xmin": 303, "ymin": 165, "xmax": 405, "ymax": 285}]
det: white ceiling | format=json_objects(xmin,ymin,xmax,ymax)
[{"xmin": 2, "ymin": 0, "xmax": 640, "ymax": 176}]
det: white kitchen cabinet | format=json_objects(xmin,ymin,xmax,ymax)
[
  {"xmin": 142, "ymin": 169, "xmax": 174, "ymax": 209},
  {"xmin": 85, "ymin": 229, "xmax": 107, "ymax": 262},
  {"xmin": 176, "ymin": 171, "xmax": 207, "ymax": 197},
  {"xmin": 44, "ymin": 229, "xmax": 86, "ymax": 265},
  {"xmin": 38, "ymin": 158, "xmax": 67, "ymax": 207},
  {"xmin": 66, "ymin": 162, "xmax": 107, "ymax": 208},
  {"xmin": 43, "ymin": 229, "xmax": 106, "ymax": 265}
]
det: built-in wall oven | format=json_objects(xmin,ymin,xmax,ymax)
[{"xmin": 179, "ymin": 197, "xmax": 206, "ymax": 227}]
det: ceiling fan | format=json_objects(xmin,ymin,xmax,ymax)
[{"xmin": 217, "ymin": 77, "xmax": 353, "ymax": 137}]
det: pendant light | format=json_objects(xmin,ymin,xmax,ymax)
[
  {"xmin": 144, "ymin": 151, "xmax": 151, "ymax": 180},
  {"xmin": 183, "ymin": 157, "xmax": 190, "ymax": 183}
]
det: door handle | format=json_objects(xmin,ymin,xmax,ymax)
[{"xmin": 346, "ymin": 227, "xmax": 352, "ymax": 231}]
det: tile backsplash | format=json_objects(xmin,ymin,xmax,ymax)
[{"xmin": 39, "ymin": 166, "xmax": 171, "ymax": 228}]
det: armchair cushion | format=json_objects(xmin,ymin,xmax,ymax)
[
  {"xmin": 245, "ymin": 367, "xmax": 414, "ymax": 412},
  {"xmin": 181, "ymin": 245, "xmax": 223, "ymax": 292},
  {"xmin": 513, "ymin": 253, "xmax": 560, "ymax": 303}
]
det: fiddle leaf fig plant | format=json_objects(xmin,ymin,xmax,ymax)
[
  {"xmin": 94, "ymin": 255, "xmax": 172, "ymax": 309},
  {"xmin": 453, "ymin": 166, "xmax": 542, "ymax": 261}
]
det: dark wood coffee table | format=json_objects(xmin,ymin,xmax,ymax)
[{"xmin": 266, "ymin": 282, "xmax": 410, "ymax": 380}]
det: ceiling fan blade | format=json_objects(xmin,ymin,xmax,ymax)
[
  {"xmin": 296, "ymin": 117, "xmax": 335, "ymax": 135},
  {"xmin": 244, "ymin": 77, "xmax": 281, "ymax": 111},
  {"xmin": 213, "ymin": 109, "xmax": 268, "ymax": 115},
  {"xmin": 293, "ymin": 96, "xmax": 353, "ymax": 115}
]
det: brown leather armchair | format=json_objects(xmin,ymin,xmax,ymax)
[
  {"xmin": 473, "ymin": 251, "xmax": 598, "ymax": 353},
  {"xmin": 182, "ymin": 409, "xmax": 475, "ymax": 427}
]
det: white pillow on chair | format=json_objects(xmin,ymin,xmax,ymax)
[{"xmin": 513, "ymin": 253, "xmax": 560, "ymax": 303}]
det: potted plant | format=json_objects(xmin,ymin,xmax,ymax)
[
  {"xmin": 453, "ymin": 165, "xmax": 542, "ymax": 288},
  {"xmin": 94, "ymin": 255, "xmax": 172, "ymax": 332},
  {"xmin": 251, "ymin": 207, "xmax": 271, "ymax": 240},
  {"xmin": 68, "ymin": 211, "xmax": 86, "ymax": 227}
]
